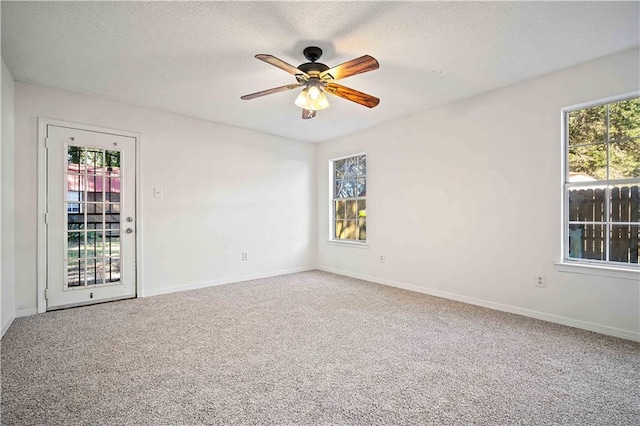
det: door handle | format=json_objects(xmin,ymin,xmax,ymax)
[{"xmin": 126, "ymin": 228, "xmax": 133, "ymax": 234}]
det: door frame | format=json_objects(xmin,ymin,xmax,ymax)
[{"xmin": 37, "ymin": 118, "xmax": 143, "ymax": 313}]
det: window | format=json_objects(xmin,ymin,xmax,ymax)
[
  {"xmin": 331, "ymin": 154, "xmax": 366, "ymax": 242},
  {"xmin": 564, "ymin": 96, "xmax": 639, "ymax": 267}
]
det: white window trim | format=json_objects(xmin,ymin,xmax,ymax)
[
  {"xmin": 328, "ymin": 152, "xmax": 367, "ymax": 245},
  {"xmin": 326, "ymin": 239, "xmax": 369, "ymax": 248},
  {"xmin": 559, "ymin": 91, "xmax": 640, "ymax": 275},
  {"xmin": 554, "ymin": 262, "xmax": 639, "ymax": 281}
]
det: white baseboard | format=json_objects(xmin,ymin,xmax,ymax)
[
  {"xmin": 2, "ymin": 312, "xmax": 16, "ymax": 338},
  {"xmin": 141, "ymin": 266, "xmax": 316, "ymax": 298},
  {"xmin": 16, "ymin": 308, "xmax": 38, "ymax": 318},
  {"xmin": 317, "ymin": 266, "xmax": 640, "ymax": 342}
]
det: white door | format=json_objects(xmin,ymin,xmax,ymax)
[{"xmin": 46, "ymin": 125, "xmax": 137, "ymax": 309}]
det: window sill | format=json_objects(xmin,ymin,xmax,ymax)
[
  {"xmin": 326, "ymin": 240, "xmax": 369, "ymax": 249},
  {"xmin": 554, "ymin": 262, "xmax": 640, "ymax": 281}
]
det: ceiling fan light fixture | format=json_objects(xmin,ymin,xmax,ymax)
[{"xmin": 295, "ymin": 84, "xmax": 329, "ymax": 111}]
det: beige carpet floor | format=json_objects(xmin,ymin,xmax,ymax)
[{"xmin": 2, "ymin": 270, "xmax": 639, "ymax": 425}]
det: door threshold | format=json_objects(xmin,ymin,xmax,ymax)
[{"xmin": 46, "ymin": 294, "xmax": 136, "ymax": 312}]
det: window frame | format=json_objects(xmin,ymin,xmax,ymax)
[
  {"xmin": 561, "ymin": 92, "xmax": 640, "ymax": 271},
  {"xmin": 329, "ymin": 152, "xmax": 367, "ymax": 244}
]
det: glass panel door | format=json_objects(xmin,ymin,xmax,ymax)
[
  {"xmin": 65, "ymin": 146, "xmax": 122, "ymax": 289},
  {"xmin": 46, "ymin": 123, "xmax": 136, "ymax": 310}
]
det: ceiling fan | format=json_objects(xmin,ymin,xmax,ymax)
[{"xmin": 241, "ymin": 46, "xmax": 380, "ymax": 119}]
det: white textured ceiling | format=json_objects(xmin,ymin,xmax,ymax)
[{"xmin": 2, "ymin": 1, "xmax": 639, "ymax": 143}]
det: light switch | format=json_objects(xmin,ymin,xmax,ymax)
[{"xmin": 154, "ymin": 186, "xmax": 163, "ymax": 198}]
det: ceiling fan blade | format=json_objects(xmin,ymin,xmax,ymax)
[
  {"xmin": 302, "ymin": 109, "xmax": 316, "ymax": 120},
  {"xmin": 325, "ymin": 83, "xmax": 380, "ymax": 108},
  {"xmin": 320, "ymin": 55, "xmax": 379, "ymax": 81},
  {"xmin": 255, "ymin": 54, "xmax": 310, "ymax": 79},
  {"xmin": 241, "ymin": 83, "xmax": 302, "ymax": 100}
]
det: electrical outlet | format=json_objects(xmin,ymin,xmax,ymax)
[
  {"xmin": 379, "ymin": 254, "xmax": 385, "ymax": 263},
  {"xmin": 535, "ymin": 275, "xmax": 546, "ymax": 288},
  {"xmin": 242, "ymin": 252, "xmax": 249, "ymax": 261}
]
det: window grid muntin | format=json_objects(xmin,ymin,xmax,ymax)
[{"xmin": 564, "ymin": 95, "xmax": 639, "ymax": 267}]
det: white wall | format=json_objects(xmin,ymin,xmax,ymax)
[
  {"xmin": 14, "ymin": 83, "xmax": 316, "ymax": 312},
  {"xmin": 317, "ymin": 48, "xmax": 640, "ymax": 340},
  {"xmin": 2, "ymin": 58, "xmax": 16, "ymax": 336},
  {"xmin": 8, "ymin": 49, "xmax": 639, "ymax": 341}
]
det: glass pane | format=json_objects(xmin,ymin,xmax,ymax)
[
  {"xmin": 356, "ymin": 178, "xmax": 366, "ymax": 197},
  {"xmin": 610, "ymin": 225, "xmax": 639, "ymax": 264},
  {"xmin": 67, "ymin": 214, "xmax": 84, "ymax": 230},
  {"xmin": 345, "ymin": 157, "xmax": 358, "ymax": 179},
  {"xmin": 105, "ymin": 231, "xmax": 121, "ymax": 257},
  {"xmin": 86, "ymin": 231, "xmax": 104, "ymax": 258},
  {"xmin": 86, "ymin": 203, "xmax": 104, "ymax": 214},
  {"xmin": 568, "ymin": 187, "xmax": 606, "ymax": 222},
  {"xmin": 335, "ymin": 179, "xmax": 356, "ymax": 198},
  {"xmin": 346, "ymin": 180, "xmax": 356, "ymax": 197},
  {"xmin": 67, "ymin": 189, "xmax": 84, "ymax": 203},
  {"xmin": 344, "ymin": 220, "xmax": 357, "ymax": 239},
  {"xmin": 335, "ymin": 220, "xmax": 345, "ymax": 239},
  {"xmin": 105, "ymin": 258, "xmax": 121, "ymax": 282},
  {"xmin": 86, "ymin": 175, "xmax": 104, "ymax": 202},
  {"xmin": 67, "ymin": 203, "xmax": 86, "ymax": 216},
  {"xmin": 609, "ymin": 139, "xmax": 640, "ymax": 180},
  {"xmin": 67, "ymin": 174, "xmax": 85, "ymax": 195},
  {"xmin": 106, "ymin": 176, "xmax": 121, "ymax": 202},
  {"xmin": 87, "ymin": 217, "xmax": 104, "ymax": 229},
  {"xmin": 568, "ymin": 224, "xmax": 605, "ymax": 261},
  {"xmin": 568, "ymin": 144, "xmax": 606, "ymax": 180},
  {"xmin": 86, "ymin": 203, "xmax": 104, "ymax": 229},
  {"xmin": 67, "ymin": 203, "xmax": 83, "ymax": 217},
  {"xmin": 335, "ymin": 180, "xmax": 343, "ymax": 198},
  {"xmin": 357, "ymin": 200, "xmax": 367, "ymax": 219},
  {"xmin": 106, "ymin": 213, "xmax": 120, "ymax": 228},
  {"xmin": 86, "ymin": 259, "xmax": 104, "ymax": 286},
  {"xmin": 67, "ymin": 232, "xmax": 84, "ymax": 259},
  {"xmin": 358, "ymin": 218, "xmax": 366, "ymax": 241},
  {"xmin": 105, "ymin": 150, "xmax": 121, "ymax": 176},
  {"xmin": 334, "ymin": 159, "xmax": 345, "ymax": 180},
  {"xmin": 568, "ymin": 105, "xmax": 606, "ymax": 145},
  {"xmin": 67, "ymin": 146, "xmax": 85, "ymax": 172},
  {"xmin": 106, "ymin": 203, "xmax": 121, "ymax": 214},
  {"xmin": 357, "ymin": 155, "xmax": 366, "ymax": 177},
  {"xmin": 335, "ymin": 200, "xmax": 346, "ymax": 220},
  {"xmin": 346, "ymin": 200, "xmax": 358, "ymax": 219},
  {"xmin": 86, "ymin": 149, "xmax": 104, "ymax": 174},
  {"xmin": 609, "ymin": 98, "xmax": 640, "ymax": 141},
  {"xmin": 610, "ymin": 185, "xmax": 640, "ymax": 223},
  {"xmin": 67, "ymin": 260, "xmax": 84, "ymax": 287}
]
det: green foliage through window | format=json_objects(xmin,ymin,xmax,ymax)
[{"xmin": 568, "ymin": 98, "xmax": 640, "ymax": 180}]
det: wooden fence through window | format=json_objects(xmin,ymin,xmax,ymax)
[{"xmin": 568, "ymin": 186, "xmax": 639, "ymax": 263}]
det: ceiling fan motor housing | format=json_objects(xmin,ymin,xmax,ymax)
[
  {"xmin": 298, "ymin": 46, "xmax": 329, "ymax": 77},
  {"xmin": 298, "ymin": 61, "xmax": 329, "ymax": 76}
]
